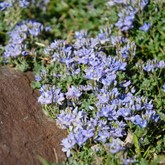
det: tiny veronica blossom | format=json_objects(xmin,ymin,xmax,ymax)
[
  {"xmin": 123, "ymin": 157, "xmax": 136, "ymax": 165},
  {"xmin": 132, "ymin": 115, "xmax": 148, "ymax": 128},
  {"xmin": 106, "ymin": 138, "xmax": 125, "ymax": 154},
  {"xmin": 53, "ymin": 88, "xmax": 65, "ymax": 105},
  {"xmin": 139, "ymin": 22, "xmax": 151, "ymax": 32},
  {"xmin": 61, "ymin": 133, "xmax": 76, "ymax": 157},
  {"xmin": 156, "ymin": 60, "xmax": 165, "ymax": 68},
  {"xmin": 38, "ymin": 90, "xmax": 52, "ymax": 104},
  {"xmin": 143, "ymin": 62, "xmax": 155, "ymax": 72},
  {"xmin": 0, "ymin": 2, "xmax": 12, "ymax": 10},
  {"xmin": 19, "ymin": 0, "xmax": 30, "ymax": 8},
  {"xmin": 38, "ymin": 86, "xmax": 64, "ymax": 105},
  {"xmin": 35, "ymin": 75, "xmax": 42, "ymax": 81},
  {"xmin": 66, "ymin": 86, "xmax": 82, "ymax": 99}
]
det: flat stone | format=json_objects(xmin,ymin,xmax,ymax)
[{"xmin": 0, "ymin": 66, "xmax": 66, "ymax": 165}]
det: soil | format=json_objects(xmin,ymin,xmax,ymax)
[{"xmin": 0, "ymin": 66, "xmax": 67, "ymax": 165}]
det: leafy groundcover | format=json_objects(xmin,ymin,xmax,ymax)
[{"xmin": 0, "ymin": 0, "xmax": 165, "ymax": 164}]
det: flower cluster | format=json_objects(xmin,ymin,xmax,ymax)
[
  {"xmin": 112, "ymin": 0, "xmax": 149, "ymax": 31},
  {"xmin": 4, "ymin": 20, "xmax": 44, "ymax": 58},
  {"xmin": 0, "ymin": 0, "xmax": 30, "ymax": 10},
  {"xmin": 136, "ymin": 59, "xmax": 165, "ymax": 72},
  {"xmin": 1, "ymin": 0, "xmax": 165, "ymax": 163},
  {"xmin": 35, "ymin": 29, "xmax": 160, "ymax": 158},
  {"xmin": 38, "ymin": 85, "xmax": 65, "ymax": 105}
]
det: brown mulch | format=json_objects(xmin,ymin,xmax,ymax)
[{"xmin": 0, "ymin": 66, "xmax": 67, "ymax": 165}]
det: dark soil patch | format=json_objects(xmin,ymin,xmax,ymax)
[{"xmin": 0, "ymin": 66, "xmax": 67, "ymax": 165}]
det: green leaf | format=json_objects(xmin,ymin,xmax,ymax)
[
  {"xmin": 31, "ymin": 81, "xmax": 41, "ymax": 89},
  {"xmin": 133, "ymin": 133, "xmax": 141, "ymax": 157}
]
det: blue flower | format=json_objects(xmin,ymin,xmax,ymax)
[
  {"xmin": 62, "ymin": 46, "xmax": 72, "ymax": 55},
  {"xmin": 98, "ymin": 105, "xmax": 117, "ymax": 121},
  {"xmin": 106, "ymin": 138, "xmax": 125, "ymax": 154},
  {"xmin": 138, "ymin": 0, "xmax": 149, "ymax": 10},
  {"xmin": 143, "ymin": 63, "xmax": 155, "ymax": 72},
  {"xmin": 156, "ymin": 61, "xmax": 165, "ymax": 68},
  {"xmin": 82, "ymin": 128, "xmax": 94, "ymax": 139},
  {"xmin": 19, "ymin": 0, "xmax": 30, "ymax": 8},
  {"xmin": 35, "ymin": 75, "xmax": 42, "ymax": 81},
  {"xmin": 61, "ymin": 57, "xmax": 74, "ymax": 67},
  {"xmin": 120, "ymin": 80, "xmax": 131, "ymax": 88},
  {"xmin": 38, "ymin": 86, "xmax": 64, "ymax": 105},
  {"xmin": 162, "ymin": 84, "xmax": 165, "ymax": 92},
  {"xmin": 66, "ymin": 86, "xmax": 82, "ymax": 99},
  {"xmin": 144, "ymin": 110, "xmax": 160, "ymax": 122},
  {"xmin": 110, "ymin": 121, "xmax": 126, "ymax": 138},
  {"xmin": 139, "ymin": 22, "xmax": 151, "ymax": 32},
  {"xmin": 144, "ymin": 100, "xmax": 153, "ymax": 110},
  {"xmin": 38, "ymin": 89, "xmax": 53, "ymax": 104},
  {"xmin": 52, "ymin": 88, "xmax": 65, "ymax": 105},
  {"xmin": 4, "ymin": 43, "xmax": 22, "ymax": 58},
  {"xmin": 75, "ymin": 30, "xmax": 87, "ymax": 39},
  {"xmin": 85, "ymin": 66, "xmax": 103, "ymax": 81},
  {"xmin": 79, "ymin": 85, "xmax": 93, "ymax": 91},
  {"xmin": 97, "ymin": 93, "xmax": 110, "ymax": 105},
  {"xmin": 135, "ymin": 104, "xmax": 142, "ymax": 111},
  {"xmin": 0, "ymin": 2, "xmax": 12, "ymax": 10},
  {"xmin": 123, "ymin": 157, "xmax": 136, "ymax": 165},
  {"xmin": 22, "ymin": 51, "xmax": 28, "ymax": 56},
  {"xmin": 61, "ymin": 133, "xmax": 76, "ymax": 157},
  {"xmin": 56, "ymin": 108, "xmax": 81, "ymax": 129},
  {"xmin": 27, "ymin": 21, "xmax": 43, "ymax": 36},
  {"xmin": 100, "ymin": 73, "xmax": 116, "ymax": 86},
  {"xmin": 10, "ymin": 30, "xmax": 26, "ymax": 44},
  {"xmin": 132, "ymin": 115, "xmax": 148, "ymax": 128},
  {"xmin": 45, "ymin": 26, "xmax": 51, "ymax": 32},
  {"xmin": 97, "ymin": 130, "xmax": 110, "ymax": 143},
  {"xmin": 117, "ymin": 108, "xmax": 131, "ymax": 117},
  {"xmin": 74, "ymin": 129, "xmax": 87, "ymax": 146}
]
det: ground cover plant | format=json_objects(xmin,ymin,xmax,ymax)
[{"xmin": 0, "ymin": 0, "xmax": 165, "ymax": 164}]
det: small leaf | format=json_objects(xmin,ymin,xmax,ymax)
[
  {"xmin": 133, "ymin": 133, "xmax": 141, "ymax": 157},
  {"xmin": 31, "ymin": 81, "xmax": 41, "ymax": 89}
]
